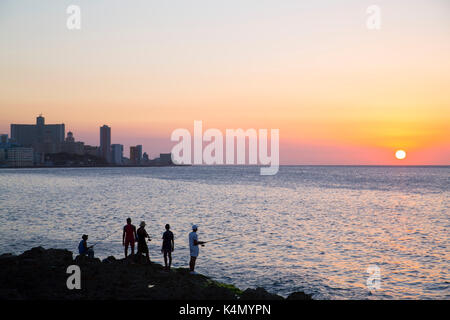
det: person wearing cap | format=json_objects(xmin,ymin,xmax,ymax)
[
  {"xmin": 78, "ymin": 234, "xmax": 94, "ymax": 258},
  {"xmin": 189, "ymin": 225, "xmax": 205, "ymax": 274},
  {"xmin": 161, "ymin": 224, "xmax": 174, "ymax": 270},
  {"xmin": 137, "ymin": 221, "xmax": 151, "ymax": 263}
]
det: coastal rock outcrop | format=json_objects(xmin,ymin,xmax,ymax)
[
  {"xmin": 0, "ymin": 247, "xmax": 313, "ymax": 300},
  {"xmin": 240, "ymin": 287, "xmax": 284, "ymax": 300}
]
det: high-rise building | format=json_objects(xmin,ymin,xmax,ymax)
[
  {"xmin": 130, "ymin": 145, "xmax": 143, "ymax": 164},
  {"xmin": 130, "ymin": 146, "xmax": 137, "ymax": 164},
  {"xmin": 111, "ymin": 144, "xmax": 123, "ymax": 165},
  {"xmin": 99, "ymin": 125, "xmax": 111, "ymax": 163},
  {"xmin": 136, "ymin": 145, "xmax": 142, "ymax": 163},
  {"xmin": 10, "ymin": 115, "xmax": 64, "ymax": 154}
]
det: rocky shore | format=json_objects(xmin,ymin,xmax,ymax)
[{"xmin": 0, "ymin": 247, "xmax": 312, "ymax": 300}]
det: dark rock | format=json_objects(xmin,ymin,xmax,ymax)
[
  {"xmin": 0, "ymin": 288, "xmax": 22, "ymax": 300},
  {"xmin": 0, "ymin": 253, "xmax": 17, "ymax": 266},
  {"xmin": 240, "ymin": 287, "xmax": 284, "ymax": 300},
  {"xmin": 20, "ymin": 247, "xmax": 73, "ymax": 266},
  {"xmin": 74, "ymin": 254, "xmax": 101, "ymax": 265},
  {"xmin": 203, "ymin": 284, "xmax": 237, "ymax": 300},
  {"xmin": 23, "ymin": 246, "xmax": 45, "ymax": 255},
  {"xmin": 0, "ymin": 247, "xmax": 312, "ymax": 300},
  {"xmin": 286, "ymin": 291, "xmax": 313, "ymax": 300},
  {"xmin": 102, "ymin": 256, "xmax": 116, "ymax": 264}
]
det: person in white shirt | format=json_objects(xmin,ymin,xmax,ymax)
[{"xmin": 189, "ymin": 225, "xmax": 205, "ymax": 274}]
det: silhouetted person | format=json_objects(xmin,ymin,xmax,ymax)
[
  {"xmin": 123, "ymin": 217, "xmax": 137, "ymax": 258},
  {"xmin": 78, "ymin": 234, "xmax": 94, "ymax": 258},
  {"xmin": 137, "ymin": 221, "xmax": 151, "ymax": 263},
  {"xmin": 161, "ymin": 224, "xmax": 174, "ymax": 270},
  {"xmin": 189, "ymin": 225, "xmax": 204, "ymax": 274}
]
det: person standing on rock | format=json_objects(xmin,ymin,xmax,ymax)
[
  {"xmin": 78, "ymin": 234, "xmax": 94, "ymax": 258},
  {"xmin": 136, "ymin": 221, "xmax": 151, "ymax": 263},
  {"xmin": 123, "ymin": 217, "xmax": 137, "ymax": 258},
  {"xmin": 161, "ymin": 224, "xmax": 174, "ymax": 270},
  {"xmin": 189, "ymin": 225, "xmax": 205, "ymax": 274}
]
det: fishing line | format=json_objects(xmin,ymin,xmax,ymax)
[
  {"xmin": 91, "ymin": 229, "xmax": 118, "ymax": 247},
  {"xmin": 203, "ymin": 232, "xmax": 253, "ymax": 244}
]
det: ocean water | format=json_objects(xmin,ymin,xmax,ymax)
[{"xmin": 0, "ymin": 166, "xmax": 448, "ymax": 299}]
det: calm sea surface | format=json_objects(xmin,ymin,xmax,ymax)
[{"xmin": 0, "ymin": 166, "xmax": 448, "ymax": 299}]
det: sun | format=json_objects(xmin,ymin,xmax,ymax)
[{"xmin": 395, "ymin": 150, "xmax": 406, "ymax": 160}]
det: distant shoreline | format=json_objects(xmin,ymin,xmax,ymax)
[{"xmin": 0, "ymin": 164, "xmax": 190, "ymax": 169}]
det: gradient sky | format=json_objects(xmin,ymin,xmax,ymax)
[{"xmin": 1, "ymin": 0, "xmax": 449, "ymax": 164}]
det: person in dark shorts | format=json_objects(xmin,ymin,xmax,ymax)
[
  {"xmin": 137, "ymin": 221, "xmax": 151, "ymax": 263},
  {"xmin": 122, "ymin": 217, "xmax": 137, "ymax": 258},
  {"xmin": 161, "ymin": 224, "xmax": 174, "ymax": 270}
]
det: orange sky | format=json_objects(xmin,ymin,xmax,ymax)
[{"xmin": 0, "ymin": 0, "xmax": 449, "ymax": 164}]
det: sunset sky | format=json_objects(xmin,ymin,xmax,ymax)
[{"xmin": 1, "ymin": 0, "xmax": 449, "ymax": 164}]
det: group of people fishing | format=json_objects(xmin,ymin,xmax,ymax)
[{"xmin": 78, "ymin": 218, "xmax": 205, "ymax": 274}]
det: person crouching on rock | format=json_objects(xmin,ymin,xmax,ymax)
[
  {"xmin": 123, "ymin": 217, "xmax": 137, "ymax": 258},
  {"xmin": 189, "ymin": 225, "xmax": 205, "ymax": 275},
  {"xmin": 78, "ymin": 234, "xmax": 94, "ymax": 258},
  {"xmin": 137, "ymin": 221, "xmax": 151, "ymax": 264}
]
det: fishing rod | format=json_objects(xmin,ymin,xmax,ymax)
[
  {"xmin": 203, "ymin": 233, "xmax": 242, "ymax": 244},
  {"xmin": 91, "ymin": 229, "xmax": 118, "ymax": 248},
  {"xmin": 92, "ymin": 228, "xmax": 157, "ymax": 248},
  {"xmin": 201, "ymin": 228, "xmax": 264, "ymax": 244}
]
